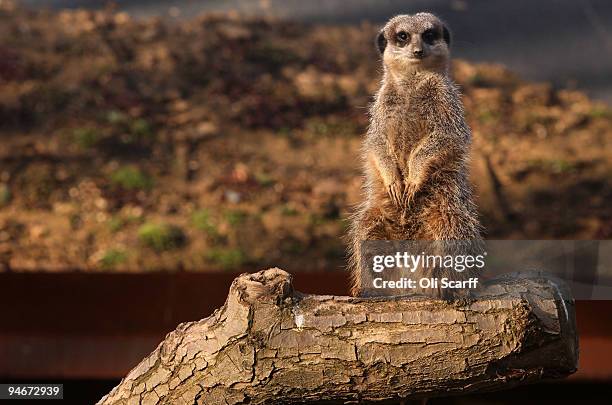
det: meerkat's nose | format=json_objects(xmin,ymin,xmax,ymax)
[{"xmin": 413, "ymin": 49, "xmax": 424, "ymax": 58}]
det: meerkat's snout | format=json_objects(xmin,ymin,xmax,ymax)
[{"xmin": 408, "ymin": 38, "xmax": 428, "ymax": 62}]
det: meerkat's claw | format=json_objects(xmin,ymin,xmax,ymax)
[
  {"xmin": 388, "ymin": 181, "xmax": 404, "ymax": 206},
  {"xmin": 403, "ymin": 181, "xmax": 420, "ymax": 207}
]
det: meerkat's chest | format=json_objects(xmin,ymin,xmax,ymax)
[{"xmin": 384, "ymin": 102, "xmax": 429, "ymax": 155}]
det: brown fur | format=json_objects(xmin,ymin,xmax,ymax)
[{"xmin": 348, "ymin": 13, "xmax": 482, "ymax": 297}]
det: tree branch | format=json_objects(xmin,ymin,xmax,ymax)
[{"xmin": 98, "ymin": 268, "xmax": 577, "ymax": 404}]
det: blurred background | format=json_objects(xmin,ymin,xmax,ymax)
[{"xmin": 0, "ymin": 0, "xmax": 611, "ymax": 403}]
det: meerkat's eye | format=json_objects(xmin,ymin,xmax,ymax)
[
  {"xmin": 422, "ymin": 29, "xmax": 439, "ymax": 44},
  {"xmin": 396, "ymin": 31, "xmax": 409, "ymax": 43}
]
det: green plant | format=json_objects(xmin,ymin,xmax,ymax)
[
  {"xmin": 526, "ymin": 158, "xmax": 576, "ymax": 174},
  {"xmin": 224, "ymin": 210, "xmax": 248, "ymax": 226},
  {"xmin": 280, "ymin": 238, "xmax": 305, "ymax": 254},
  {"xmin": 309, "ymin": 213, "xmax": 326, "ymax": 226},
  {"xmin": 306, "ymin": 118, "xmax": 330, "ymax": 136},
  {"xmin": 477, "ymin": 109, "xmax": 500, "ymax": 124},
  {"xmin": 468, "ymin": 72, "xmax": 487, "ymax": 87},
  {"xmin": 278, "ymin": 127, "xmax": 293, "ymax": 138},
  {"xmin": 99, "ymin": 249, "xmax": 127, "ymax": 269},
  {"xmin": 72, "ymin": 127, "xmax": 101, "ymax": 148},
  {"xmin": 588, "ymin": 106, "xmax": 610, "ymax": 119},
  {"xmin": 106, "ymin": 110, "xmax": 127, "ymax": 125},
  {"xmin": 0, "ymin": 184, "xmax": 11, "ymax": 207},
  {"xmin": 205, "ymin": 248, "xmax": 246, "ymax": 270},
  {"xmin": 105, "ymin": 111, "xmax": 155, "ymax": 142},
  {"xmin": 280, "ymin": 204, "xmax": 298, "ymax": 216},
  {"xmin": 110, "ymin": 166, "xmax": 153, "ymax": 190},
  {"xmin": 548, "ymin": 159, "xmax": 575, "ymax": 174},
  {"xmin": 191, "ymin": 209, "xmax": 219, "ymax": 238},
  {"xmin": 129, "ymin": 118, "xmax": 154, "ymax": 139},
  {"xmin": 138, "ymin": 222, "xmax": 186, "ymax": 252},
  {"xmin": 254, "ymin": 172, "xmax": 275, "ymax": 187},
  {"xmin": 107, "ymin": 216, "xmax": 125, "ymax": 233}
]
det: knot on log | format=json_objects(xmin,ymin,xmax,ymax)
[
  {"xmin": 98, "ymin": 269, "xmax": 578, "ymax": 405},
  {"xmin": 231, "ymin": 267, "xmax": 293, "ymax": 305}
]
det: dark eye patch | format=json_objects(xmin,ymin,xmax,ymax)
[
  {"xmin": 422, "ymin": 29, "xmax": 439, "ymax": 44},
  {"xmin": 396, "ymin": 31, "xmax": 409, "ymax": 43}
]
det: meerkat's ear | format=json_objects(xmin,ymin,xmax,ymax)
[
  {"xmin": 376, "ymin": 30, "xmax": 387, "ymax": 54},
  {"xmin": 442, "ymin": 25, "xmax": 451, "ymax": 46}
]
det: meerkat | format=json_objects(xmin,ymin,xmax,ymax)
[{"xmin": 348, "ymin": 13, "xmax": 482, "ymax": 298}]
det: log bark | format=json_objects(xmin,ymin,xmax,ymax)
[{"xmin": 98, "ymin": 268, "xmax": 578, "ymax": 405}]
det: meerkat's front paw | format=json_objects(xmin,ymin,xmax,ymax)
[
  {"xmin": 403, "ymin": 180, "xmax": 421, "ymax": 206},
  {"xmin": 388, "ymin": 180, "xmax": 405, "ymax": 206}
]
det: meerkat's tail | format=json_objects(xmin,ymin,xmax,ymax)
[
  {"xmin": 346, "ymin": 199, "xmax": 390, "ymax": 297},
  {"xmin": 346, "ymin": 202, "xmax": 366, "ymax": 297}
]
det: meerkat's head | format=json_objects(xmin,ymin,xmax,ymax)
[{"xmin": 377, "ymin": 13, "xmax": 451, "ymax": 76}]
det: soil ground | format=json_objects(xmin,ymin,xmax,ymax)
[{"xmin": 0, "ymin": 3, "xmax": 610, "ymax": 273}]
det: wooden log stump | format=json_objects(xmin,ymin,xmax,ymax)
[{"xmin": 98, "ymin": 268, "xmax": 578, "ymax": 404}]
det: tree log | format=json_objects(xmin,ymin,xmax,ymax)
[{"xmin": 98, "ymin": 268, "xmax": 578, "ymax": 404}]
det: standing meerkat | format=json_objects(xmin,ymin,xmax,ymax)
[{"xmin": 348, "ymin": 13, "xmax": 482, "ymax": 298}]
